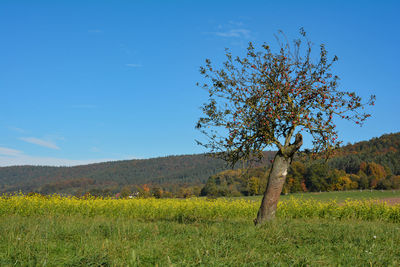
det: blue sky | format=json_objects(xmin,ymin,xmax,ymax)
[{"xmin": 0, "ymin": 0, "xmax": 399, "ymax": 166}]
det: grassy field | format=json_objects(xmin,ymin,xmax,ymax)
[
  {"xmin": 1, "ymin": 216, "xmax": 399, "ymax": 266},
  {"xmin": 1, "ymin": 191, "xmax": 400, "ymax": 266},
  {"xmin": 239, "ymin": 189, "xmax": 400, "ymax": 202}
]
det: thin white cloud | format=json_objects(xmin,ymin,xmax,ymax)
[
  {"xmin": 0, "ymin": 155, "xmax": 121, "ymax": 167},
  {"xmin": 0, "ymin": 146, "xmax": 130, "ymax": 167},
  {"xmin": 125, "ymin": 63, "xmax": 142, "ymax": 68},
  {"xmin": 20, "ymin": 137, "xmax": 60, "ymax": 150},
  {"xmin": 0, "ymin": 147, "xmax": 23, "ymax": 157},
  {"xmin": 213, "ymin": 29, "xmax": 251, "ymax": 38},
  {"xmin": 205, "ymin": 19, "xmax": 253, "ymax": 41}
]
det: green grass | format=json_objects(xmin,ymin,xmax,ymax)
[
  {"xmin": 2, "ymin": 191, "xmax": 400, "ymax": 266},
  {"xmin": 236, "ymin": 189, "xmax": 400, "ymax": 202},
  {"xmin": 1, "ymin": 215, "xmax": 399, "ymax": 266}
]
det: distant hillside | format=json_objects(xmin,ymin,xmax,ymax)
[
  {"xmin": 0, "ymin": 152, "xmax": 276, "ymax": 194},
  {"xmin": 1, "ymin": 132, "xmax": 399, "ymax": 196},
  {"xmin": 328, "ymin": 132, "xmax": 400, "ymax": 175}
]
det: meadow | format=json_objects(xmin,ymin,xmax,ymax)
[
  {"xmin": 239, "ymin": 189, "xmax": 400, "ymax": 203},
  {"xmin": 1, "ymin": 191, "xmax": 400, "ymax": 266}
]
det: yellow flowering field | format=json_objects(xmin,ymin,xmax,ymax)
[{"xmin": 1, "ymin": 194, "xmax": 400, "ymax": 223}]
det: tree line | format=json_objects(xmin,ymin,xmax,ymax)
[
  {"xmin": 201, "ymin": 132, "xmax": 400, "ymax": 197},
  {"xmin": 201, "ymin": 160, "xmax": 400, "ymax": 198}
]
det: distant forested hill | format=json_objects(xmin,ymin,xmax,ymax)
[
  {"xmin": 0, "ymin": 152, "xmax": 276, "ymax": 194},
  {"xmin": 328, "ymin": 132, "xmax": 400, "ymax": 175},
  {"xmin": 1, "ymin": 132, "xmax": 399, "ymax": 196}
]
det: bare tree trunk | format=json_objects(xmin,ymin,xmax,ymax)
[
  {"xmin": 254, "ymin": 133, "xmax": 303, "ymax": 226},
  {"xmin": 254, "ymin": 151, "xmax": 291, "ymax": 224}
]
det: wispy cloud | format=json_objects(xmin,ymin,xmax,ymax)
[
  {"xmin": 0, "ymin": 146, "xmax": 129, "ymax": 167},
  {"xmin": 0, "ymin": 155, "xmax": 121, "ymax": 167},
  {"xmin": 125, "ymin": 63, "xmax": 142, "ymax": 68},
  {"xmin": 0, "ymin": 147, "xmax": 23, "ymax": 157},
  {"xmin": 211, "ymin": 29, "xmax": 251, "ymax": 38},
  {"xmin": 20, "ymin": 137, "xmax": 60, "ymax": 150},
  {"xmin": 204, "ymin": 19, "xmax": 253, "ymax": 42}
]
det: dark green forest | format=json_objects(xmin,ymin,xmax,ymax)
[{"xmin": 0, "ymin": 132, "xmax": 399, "ymax": 197}]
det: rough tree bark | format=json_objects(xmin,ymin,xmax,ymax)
[{"xmin": 254, "ymin": 133, "xmax": 303, "ymax": 225}]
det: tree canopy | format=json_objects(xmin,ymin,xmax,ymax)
[{"xmin": 196, "ymin": 29, "xmax": 375, "ymax": 166}]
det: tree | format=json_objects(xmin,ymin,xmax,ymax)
[
  {"xmin": 196, "ymin": 29, "xmax": 375, "ymax": 225},
  {"xmin": 151, "ymin": 186, "xmax": 163, "ymax": 198},
  {"xmin": 247, "ymin": 177, "xmax": 260, "ymax": 196},
  {"xmin": 305, "ymin": 163, "xmax": 330, "ymax": 192},
  {"xmin": 284, "ymin": 161, "xmax": 306, "ymax": 193},
  {"xmin": 120, "ymin": 185, "xmax": 132, "ymax": 198}
]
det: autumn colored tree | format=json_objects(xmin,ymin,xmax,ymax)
[
  {"xmin": 151, "ymin": 186, "xmax": 163, "ymax": 198},
  {"xmin": 283, "ymin": 161, "xmax": 306, "ymax": 193},
  {"xmin": 196, "ymin": 29, "xmax": 375, "ymax": 225}
]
